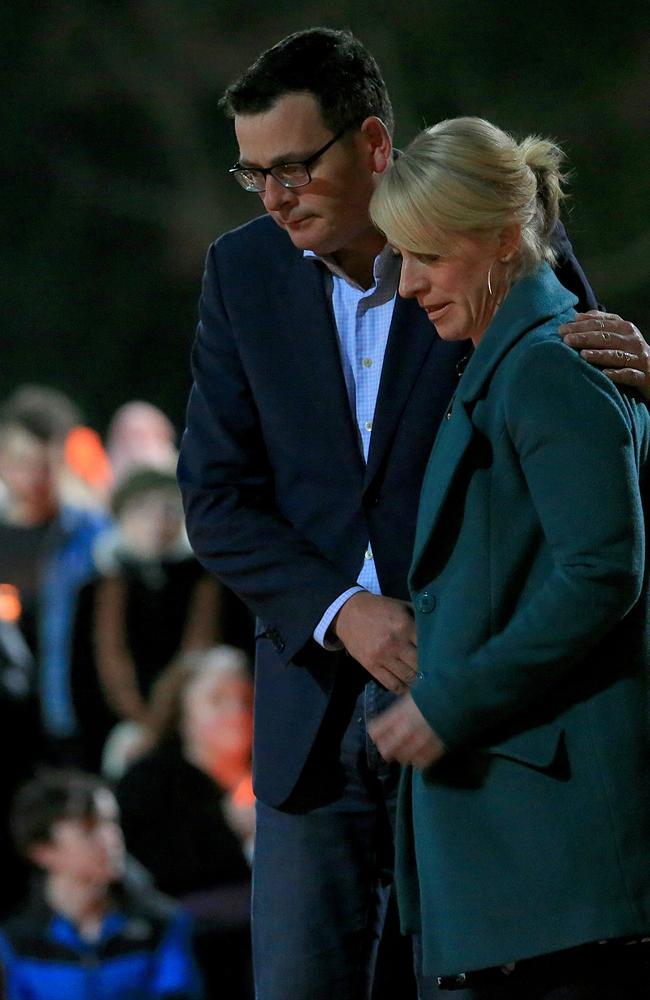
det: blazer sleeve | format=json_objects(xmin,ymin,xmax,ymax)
[
  {"xmin": 177, "ymin": 240, "xmax": 358, "ymax": 663},
  {"xmin": 412, "ymin": 342, "xmax": 647, "ymax": 749},
  {"xmin": 551, "ymin": 221, "xmax": 600, "ymax": 311}
]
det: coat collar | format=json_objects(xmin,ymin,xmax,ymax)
[
  {"xmin": 410, "ymin": 266, "xmax": 578, "ymax": 587},
  {"xmin": 456, "ymin": 264, "xmax": 578, "ymax": 405}
]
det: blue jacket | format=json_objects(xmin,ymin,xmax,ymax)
[
  {"xmin": 0, "ymin": 882, "xmax": 203, "ymax": 1000},
  {"xmin": 39, "ymin": 505, "xmax": 110, "ymax": 739}
]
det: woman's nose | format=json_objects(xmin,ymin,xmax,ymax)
[{"xmin": 398, "ymin": 257, "xmax": 425, "ymax": 300}]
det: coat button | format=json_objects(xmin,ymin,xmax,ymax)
[{"xmin": 416, "ymin": 591, "xmax": 436, "ymax": 613}]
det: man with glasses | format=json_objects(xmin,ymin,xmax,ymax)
[{"xmin": 178, "ymin": 27, "xmax": 650, "ymax": 1000}]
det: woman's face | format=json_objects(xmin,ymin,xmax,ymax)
[
  {"xmin": 395, "ymin": 232, "xmax": 508, "ymax": 348},
  {"xmin": 182, "ymin": 669, "xmax": 253, "ymax": 765}
]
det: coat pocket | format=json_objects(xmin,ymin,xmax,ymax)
[{"xmin": 488, "ymin": 720, "xmax": 566, "ymax": 774}]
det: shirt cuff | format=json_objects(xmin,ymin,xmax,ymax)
[{"xmin": 314, "ymin": 587, "xmax": 365, "ymax": 650}]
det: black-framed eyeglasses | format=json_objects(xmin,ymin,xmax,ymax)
[{"xmin": 229, "ymin": 127, "xmax": 348, "ymax": 193}]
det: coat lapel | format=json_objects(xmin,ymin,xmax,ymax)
[
  {"xmin": 409, "ymin": 266, "xmax": 578, "ymax": 584},
  {"xmin": 409, "ymin": 400, "xmax": 475, "ymax": 584}
]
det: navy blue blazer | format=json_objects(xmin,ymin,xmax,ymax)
[{"xmin": 178, "ymin": 213, "xmax": 597, "ymax": 807}]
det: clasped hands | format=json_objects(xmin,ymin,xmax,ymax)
[{"xmin": 333, "ymin": 591, "xmax": 445, "ymax": 769}]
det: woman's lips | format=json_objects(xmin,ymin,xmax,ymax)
[{"xmin": 424, "ymin": 302, "xmax": 452, "ymax": 322}]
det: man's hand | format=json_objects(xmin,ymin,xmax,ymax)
[
  {"xmin": 368, "ymin": 693, "xmax": 446, "ymax": 769},
  {"xmin": 560, "ymin": 311, "xmax": 650, "ymax": 400},
  {"xmin": 333, "ymin": 592, "xmax": 417, "ymax": 693}
]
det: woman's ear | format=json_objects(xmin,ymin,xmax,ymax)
[
  {"xmin": 498, "ymin": 224, "xmax": 521, "ymax": 262},
  {"xmin": 359, "ymin": 116, "xmax": 393, "ymax": 175}
]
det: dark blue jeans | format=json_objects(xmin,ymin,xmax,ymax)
[{"xmin": 253, "ymin": 678, "xmax": 433, "ymax": 1000}]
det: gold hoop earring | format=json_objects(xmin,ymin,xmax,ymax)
[{"xmin": 487, "ymin": 264, "xmax": 494, "ymax": 296}]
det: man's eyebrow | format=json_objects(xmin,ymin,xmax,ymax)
[{"xmin": 238, "ymin": 148, "xmax": 314, "ymax": 169}]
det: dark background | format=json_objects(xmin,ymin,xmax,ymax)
[{"xmin": 3, "ymin": 0, "xmax": 649, "ymax": 434}]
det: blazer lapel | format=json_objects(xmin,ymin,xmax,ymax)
[
  {"xmin": 272, "ymin": 253, "xmax": 365, "ymax": 476},
  {"xmin": 364, "ymin": 295, "xmax": 443, "ymax": 490}
]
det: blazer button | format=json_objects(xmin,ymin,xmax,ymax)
[{"xmin": 416, "ymin": 591, "xmax": 436, "ymax": 613}]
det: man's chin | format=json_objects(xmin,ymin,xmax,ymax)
[
  {"xmin": 283, "ymin": 220, "xmax": 314, "ymax": 245},
  {"xmin": 275, "ymin": 215, "xmax": 322, "ymax": 251}
]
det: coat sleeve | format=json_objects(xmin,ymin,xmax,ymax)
[
  {"xmin": 412, "ymin": 341, "xmax": 647, "ymax": 749},
  {"xmin": 177, "ymin": 239, "xmax": 358, "ymax": 663}
]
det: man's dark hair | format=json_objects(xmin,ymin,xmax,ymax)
[
  {"xmin": 11, "ymin": 770, "xmax": 107, "ymax": 859},
  {"xmin": 221, "ymin": 27, "xmax": 394, "ymax": 136},
  {"xmin": 0, "ymin": 384, "xmax": 81, "ymax": 444}
]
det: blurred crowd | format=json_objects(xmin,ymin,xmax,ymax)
[{"xmin": 0, "ymin": 384, "xmax": 255, "ymax": 999}]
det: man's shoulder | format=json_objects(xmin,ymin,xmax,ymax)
[
  {"xmin": 204, "ymin": 213, "xmax": 309, "ymax": 296},
  {"xmin": 213, "ymin": 212, "xmax": 296, "ymax": 257}
]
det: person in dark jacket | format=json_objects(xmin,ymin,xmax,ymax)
[{"xmin": 117, "ymin": 646, "xmax": 254, "ymax": 999}]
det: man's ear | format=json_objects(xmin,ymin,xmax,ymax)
[{"xmin": 359, "ymin": 116, "xmax": 393, "ymax": 175}]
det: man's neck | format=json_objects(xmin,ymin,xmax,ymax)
[
  {"xmin": 45, "ymin": 875, "xmax": 111, "ymax": 941},
  {"xmin": 331, "ymin": 231, "xmax": 387, "ymax": 290}
]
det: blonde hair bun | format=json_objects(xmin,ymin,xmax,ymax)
[{"xmin": 371, "ymin": 116, "xmax": 568, "ymax": 279}]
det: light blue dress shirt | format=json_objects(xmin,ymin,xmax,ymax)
[{"xmin": 303, "ymin": 246, "xmax": 400, "ymax": 647}]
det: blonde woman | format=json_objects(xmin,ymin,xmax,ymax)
[{"xmin": 368, "ymin": 118, "xmax": 650, "ymax": 998}]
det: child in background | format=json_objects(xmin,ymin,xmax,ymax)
[
  {"xmin": 0, "ymin": 770, "xmax": 203, "ymax": 1000},
  {"xmin": 94, "ymin": 468, "xmax": 220, "ymax": 724}
]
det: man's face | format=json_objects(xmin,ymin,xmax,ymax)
[
  {"xmin": 0, "ymin": 426, "xmax": 59, "ymax": 513},
  {"xmin": 234, "ymin": 92, "xmax": 380, "ymax": 257},
  {"xmin": 33, "ymin": 790, "xmax": 125, "ymax": 888}
]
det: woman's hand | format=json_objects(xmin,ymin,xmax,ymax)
[{"xmin": 368, "ymin": 692, "xmax": 446, "ymax": 769}]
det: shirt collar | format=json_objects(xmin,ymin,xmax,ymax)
[{"xmin": 304, "ymin": 243, "xmax": 400, "ymax": 294}]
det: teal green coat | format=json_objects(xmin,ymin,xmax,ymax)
[{"xmin": 399, "ymin": 265, "xmax": 650, "ymax": 977}]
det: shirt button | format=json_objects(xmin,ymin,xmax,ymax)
[
  {"xmin": 416, "ymin": 671, "xmax": 425, "ymax": 680},
  {"xmin": 416, "ymin": 591, "xmax": 436, "ymax": 613},
  {"xmin": 364, "ymin": 420, "xmax": 373, "ymax": 432},
  {"xmin": 362, "ymin": 357, "xmax": 373, "ymax": 368},
  {"xmin": 364, "ymin": 547, "xmax": 373, "ymax": 561},
  {"xmin": 446, "ymin": 410, "xmax": 452, "ymax": 420}
]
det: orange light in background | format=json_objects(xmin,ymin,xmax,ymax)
[
  {"xmin": 0, "ymin": 584, "xmax": 21, "ymax": 623},
  {"xmin": 232, "ymin": 773, "xmax": 255, "ymax": 808},
  {"xmin": 65, "ymin": 426, "xmax": 113, "ymax": 490}
]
